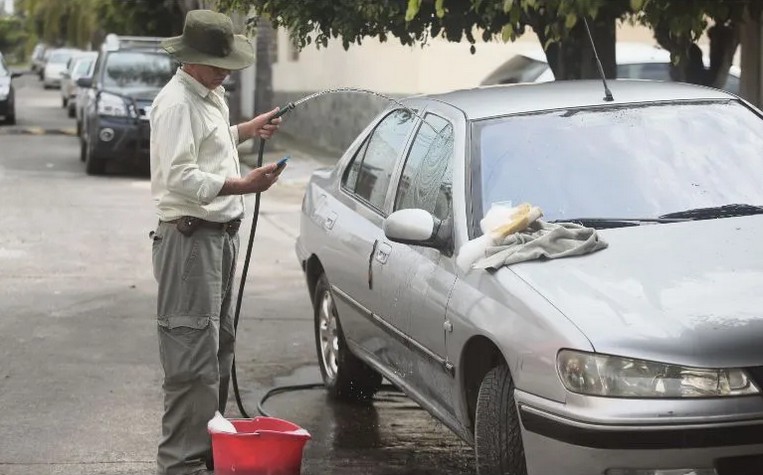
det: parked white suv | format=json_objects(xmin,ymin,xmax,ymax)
[{"xmin": 482, "ymin": 42, "xmax": 741, "ymax": 94}]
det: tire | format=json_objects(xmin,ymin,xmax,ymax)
[
  {"xmin": 62, "ymin": 97, "xmax": 67, "ymax": 108},
  {"xmin": 313, "ymin": 273, "xmax": 381, "ymax": 401},
  {"xmin": 68, "ymin": 103, "xmax": 75, "ymax": 118},
  {"xmin": 475, "ymin": 363, "xmax": 527, "ymax": 475},
  {"xmin": 84, "ymin": 136, "xmax": 105, "ymax": 175}
]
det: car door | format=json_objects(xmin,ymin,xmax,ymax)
[
  {"xmin": 319, "ymin": 108, "xmax": 418, "ymax": 371},
  {"xmin": 372, "ymin": 112, "xmax": 459, "ymax": 414}
]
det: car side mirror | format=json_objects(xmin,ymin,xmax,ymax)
[
  {"xmin": 62, "ymin": 71, "xmax": 71, "ymax": 79},
  {"xmin": 76, "ymin": 76, "xmax": 93, "ymax": 88},
  {"xmin": 11, "ymin": 72, "xmax": 22, "ymax": 79},
  {"xmin": 383, "ymin": 209, "xmax": 452, "ymax": 254}
]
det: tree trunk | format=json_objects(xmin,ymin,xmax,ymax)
[
  {"xmin": 654, "ymin": 23, "xmax": 738, "ymax": 88},
  {"xmin": 539, "ymin": 17, "xmax": 616, "ymax": 81},
  {"xmin": 740, "ymin": 5, "xmax": 763, "ymax": 105},
  {"xmin": 254, "ymin": 17, "xmax": 274, "ymax": 115},
  {"xmin": 252, "ymin": 17, "xmax": 275, "ymax": 152}
]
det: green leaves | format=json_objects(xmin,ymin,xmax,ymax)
[{"xmin": 405, "ymin": 0, "xmax": 422, "ymax": 22}]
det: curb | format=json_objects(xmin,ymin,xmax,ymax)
[{"xmin": 0, "ymin": 127, "xmax": 77, "ymax": 136}]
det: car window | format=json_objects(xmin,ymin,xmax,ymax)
[
  {"xmin": 342, "ymin": 109, "xmax": 417, "ymax": 211},
  {"xmin": 473, "ymin": 100, "xmax": 763, "ymax": 226},
  {"xmin": 482, "ymin": 55, "xmax": 548, "ymax": 85},
  {"xmin": 74, "ymin": 58, "xmax": 93, "ymax": 76},
  {"xmin": 102, "ymin": 51, "xmax": 176, "ymax": 89},
  {"xmin": 617, "ymin": 63, "xmax": 672, "ymax": 81},
  {"xmin": 395, "ymin": 114, "xmax": 454, "ymax": 221}
]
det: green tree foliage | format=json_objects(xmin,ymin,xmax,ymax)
[
  {"xmin": 0, "ymin": 15, "xmax": 28, "ymax": 63},
  {"xmin": 16, "ymin": 0, "xmax": 207, "ymax": 51},
  {"xmin": 633, "ymin": 0, "xmax": 760, "ymax": 88},
  {"xmin": 218, "ymin": 0, "xmax": 758, "ymax": 85},
  {"xmin": 215, "ymin": 0, "xmax": 631, "ymax": 80}
]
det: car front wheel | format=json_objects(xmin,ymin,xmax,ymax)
[
  {"xmin": 313, "ymin": 273, "xmax": 381, "ymax": 401},
  {"xmin": 475, "ymin": 363, "xmax": 527, "ymax": 475},
  {"xmin": 84, "ymin": 136, "xmax": 105, "ymax": 175}
]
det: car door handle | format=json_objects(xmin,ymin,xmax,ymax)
[
  {"xmin": 375, "ymin": 243, "xmax": 392, "ymax": 264},
  {"xmin": 324, "ymin": 212, "xmax": 337, "ymax": 230}
]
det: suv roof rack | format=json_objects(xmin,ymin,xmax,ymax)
[{"xmin": 102, "ymin": 34, "xmax": 165, "ymax": 52}]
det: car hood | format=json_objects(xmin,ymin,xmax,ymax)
[
  {"xmin": 103, "ymin": 87, "xmax": 161, "ymax": 102},
  {"xmin": 501, "ymin": 215, "xmax": 763, "ymax": 368},
  {"xmin": 46, "ymin": 63, "xmax": 67, "ymax": 73}
]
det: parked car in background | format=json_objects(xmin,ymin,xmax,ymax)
[
  {"xmin": 482, "ymin": 42, "xmax": 741, "ymax": 95},
  {"xmin": 61, "ymin": 51, "xmax": 98, "ymax": 115},
  {"xmin": 30, "ymin": 43, "xmax": 47, "ymax": 75},
  {"xmin": 296, "ymin": 79, "xmax": 763, "ymax": 475},
  {"xmin": 78, "ymin": 34, "xmax": 176, "ymax": 175},
  {"xmin": 42, "ymin": 48, "xmax": 80, "ymax": 89},
  {"xmin": 74, "ymin": 57, "xmax": 98, "ymax": 133},
  {"xmin": 0, "ymin": 53, "xmax": 21, "ymax": 125},
  {"xmin": 37, "ymin": 48, "xmax": 51, "ymax": 80}
]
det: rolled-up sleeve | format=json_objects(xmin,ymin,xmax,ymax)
[
  {"xmin": 153, "ymin": 103, "xmax": 225, "ymax": 204},
  {"xmin": 230, "ymin": 125, "xmax": 240, "ymax": 144}
]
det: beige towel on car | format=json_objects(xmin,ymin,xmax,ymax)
[{"xmin": 474, "ymin": 220, "xmax": 608, "ymax": 270}]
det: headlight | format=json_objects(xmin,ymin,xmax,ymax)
[
  {"xmin": 557, "ymin": 349, "xmax": 760, "ymax": 398},
  {"xmin": 0, "ymin": 86, "xmax": 9, "ymax": 100},
  {"xmin": 97, "ymin": 92, "xmax": 129, "ymax": 117}
]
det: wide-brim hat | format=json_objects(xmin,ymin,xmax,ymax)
[{"xmin": 161, "ymin": 10, "xmax": 254, "ymax": 71}]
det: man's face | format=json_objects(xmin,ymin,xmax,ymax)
[{"xmin": 185, "ymin": 64, "xmax": 230, "ymax": 90}]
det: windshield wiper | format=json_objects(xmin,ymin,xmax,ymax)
[
  {"xmin": 549, "ymin": 217, "xmax": 683, "ymax": 229},
  {"xmin": 658, "ymin": 204, "xmax": 763, "ymax": 220}
]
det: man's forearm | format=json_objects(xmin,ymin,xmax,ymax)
[
  {"xmin": 235, "ymin": 121, "xmax": 255, "ymax": 143},
  {"xmin": 218, "ymin": 176, "xmax": 246, "ymax": 196}
]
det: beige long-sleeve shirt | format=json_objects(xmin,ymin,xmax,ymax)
[{"xmin": 150, "ymin": 68, "xmax": 244, "ymax": 222}]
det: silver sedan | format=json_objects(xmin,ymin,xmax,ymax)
[{"xmin": 295, "ymin": 80, "xmax": 763, "ymax": 475}]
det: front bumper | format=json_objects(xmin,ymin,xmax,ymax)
[
  {"xmin": 91, "ymin": 116, "xmax": 151, "ymax": 164},
  {"xmin": 517, "ymin": 390, "xmax": 763, "ymax": 475}
]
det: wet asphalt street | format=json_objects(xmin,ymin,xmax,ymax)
[{"xmin": 0, "ymin": 72, "xmax": 474, "ymax": 475}]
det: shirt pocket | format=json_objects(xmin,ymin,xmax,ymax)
[{"xmin": 198, "ymin": 123, "xmax": 235, "ymax": 172}]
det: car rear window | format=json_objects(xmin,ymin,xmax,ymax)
[{"xmin": 472, "ymin": 100, "xmax": 763, "ymax": 227}]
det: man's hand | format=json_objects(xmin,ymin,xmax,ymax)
[
  {"xmin": 219, "ymin": 163, "xmax": 282, "ymax": 196},
  {"xmin": 238, "ymin": 107, "xmax": 282, "ymax": 141}
]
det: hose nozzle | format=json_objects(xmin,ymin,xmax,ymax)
[{"xmin": 272, "ymin": 102, "xmax": 295, "ymax": 120}]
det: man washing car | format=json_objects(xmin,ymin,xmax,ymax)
[{"xmin": 149, "ymin": 10, "xmax": 283, "ymax": 475}]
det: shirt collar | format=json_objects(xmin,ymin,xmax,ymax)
[{"xmin": 176, "ymin": 68, "xmax": 225, "ymax": 99}]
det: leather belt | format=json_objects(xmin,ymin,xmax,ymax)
[{"xmin": 162, "ymin": 216, "xmax": 241, "ymax": 236}]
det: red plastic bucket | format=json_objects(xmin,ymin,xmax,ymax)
[{"xmin": 209, "ymin": 416, "xmax": 311, "ymax": 475}]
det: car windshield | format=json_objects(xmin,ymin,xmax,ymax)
[
  {"xmin": 0, "ymin": 61, "xmax": 8, "ymax": 76},
  {"xmin": 49, "ymin": 51, "xmax": 74, "ymax": 64},
  {"xmin": 472, "ymin": 100, "xmax": 763, "ymax": 231},
  {"xmin": 102, "ymin": 51, "xmax": 176, "ymax": 89}
]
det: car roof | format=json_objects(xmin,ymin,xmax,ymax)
[{"xmin": 418, "ymin": 80, "xmax": 736, "ymax": 120}]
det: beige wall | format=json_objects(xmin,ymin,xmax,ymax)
[{"xmin": 272, "ymin": 22, "xmax": 673, "ymax": 95}]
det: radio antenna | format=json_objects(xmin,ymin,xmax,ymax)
[{"xmin": 583, "ymin": 17, "xmax": 614, "ymax": 102}]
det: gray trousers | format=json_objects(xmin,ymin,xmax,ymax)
[{"xmin": 152, "ymin": 222, "xmax": 239, "ymax": 475}]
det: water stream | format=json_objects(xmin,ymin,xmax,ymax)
[{"xmin": 287, "ymin": 87, "xmax": 439, "ymax": 132}]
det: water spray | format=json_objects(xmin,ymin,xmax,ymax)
[{"xmin": 230, "ymin": 88, "xmax": 429, "ymax": 419}]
